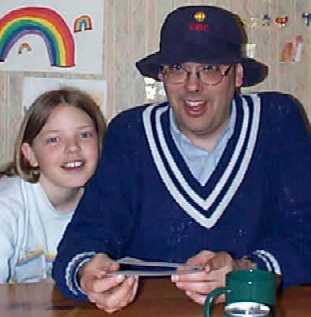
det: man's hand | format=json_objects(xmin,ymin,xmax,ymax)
[
  {"xmin": 171, "ymin": 250, "xmax": 253, "ymax": 305},
  {"xmin": 79, "ymin": 253, "xmax": 139, "ymax": 313}
]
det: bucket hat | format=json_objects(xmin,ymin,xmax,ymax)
[{"xmin": 136, "ymin": 6, "xmax": 268, "ymax": 87}]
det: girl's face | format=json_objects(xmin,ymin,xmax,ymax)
[{"xmin": 21, "ymin": 104, "xmax": 99, "ymax": 190}]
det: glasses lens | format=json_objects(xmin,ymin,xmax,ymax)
[
  {"xmin": 163, "ymin": 65, "xmax": 186, "ymax": 83},
  {"xmin": 200, "ymin": 65, "xmax": 224, "ymax": 85},
  {"xmin": 162, "ymin": 64, "xmax": 231, "ymax": 85}
]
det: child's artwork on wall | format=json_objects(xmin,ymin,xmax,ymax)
[
  {"xmin": 0, "ymin": 0, "xmax": 104, "ymax": 74},
  {"xmin": 280, "ymin": 35, "xmax": 304, "ymax": 63},
  {"xmin": 22, "ymin": 77, "xmax": 107, "ymax": 117}
]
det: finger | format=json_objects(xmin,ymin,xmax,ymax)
[
  {"xmin": 172, "ymin": 269, "xmax": 211, "ymax": 283},
  {"xmin": 91, "ymin": 274, "xmax": 125, "ymax": 293},
  {"xmin": 118, "ymin": 276, "xmax": 139, "ymax": 309},
  {"xmin": 172, "ymin": 271, "xmax": 207, "ymax": 282},
  {"xmin": 95, "ymin": 300, "xmax": 121, "ymax": 313},
  {"xmin": 203, "ymin": 268, "xmax": 229, "ymax": 283},
  {"xmin": 91, "ymin": 254, "xmax": 120, "ymax": 272},
  {"xmin": 176, "ymin": 279, "xmax": 220, "ymax": 294},
  {"xmin": 202, "ymin": 261, "xmax": 233, "ymax": 286},
  {"xmin": 80, "ymin": 254, "xmax": 121, "ymax": 293},
  {"xmin": 82, "ymin": 270, "xmax": 125, "ymax": 294},
  {"xmin": 185, "ymin": 291, "xmax": 206, "ymax": 305},
  {"xmin": 94, "ymin": 254, "xmax": 120, "ymax": 272},
  {"xmin": 185, "ymin": 250, "xmax": 215, "ymax": 266},
  {"xmin": 81, "ymin": 270, "xmax": 105, "ymax": 293},
  {"xmin": 128, "ymin": 276, "xmax": 139, "ymax": 303},
  {"xmin": 207, "ymin": 252, "xmax": 233, "ymax": 271},
  {"xmin": 94, "ymin": 276, "xmax": 137, "ymax": 312}
]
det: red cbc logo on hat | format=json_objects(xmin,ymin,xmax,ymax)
[{"xmin": 189, "ymin": 11, "xmax": 208, "ymax": 32}]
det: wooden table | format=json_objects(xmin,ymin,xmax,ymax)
[{"xmin": 0, "ymin": 278, "xmax": 310, "ymax": 317}]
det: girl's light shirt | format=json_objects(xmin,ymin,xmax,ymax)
[
  {"xmin": 0, "ymin": 176, "xmax": 74, "ymax": 283},
  {"xmin": 170, "ymin": 101, "xmax": 236, "ymax": 185}
]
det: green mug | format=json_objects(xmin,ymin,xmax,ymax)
[{"xmin": 204, "ymin": 269, "xmax": 276, "ymax": 317}]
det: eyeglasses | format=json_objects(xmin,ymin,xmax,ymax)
[{"xmin": 161, "ymin": 63, "xmax": 233, "ymax": 85}]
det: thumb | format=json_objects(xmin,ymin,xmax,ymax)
[
  {"xmin": 207, "ymin": 252, "xmax": 232, "ymax": 271},
  {"xmin": 186, "ymin": 250, "xmax": 215, "ymax": 266}
]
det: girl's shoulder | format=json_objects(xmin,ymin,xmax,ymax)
[
  {"xmin": 0, "ymin": 175, "xmax": 23, "ymax": 193},
  {"xmin": 0, "ymin": 176, "xmax": 27, "ymax": 226},
  {"xmin": 0, "ymin": 176, "xmax": 35, "ymax": 208}
]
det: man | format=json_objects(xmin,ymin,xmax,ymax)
[{"xmin": 53, "ymin": 5, "xmax": 311, "ymax": 313}]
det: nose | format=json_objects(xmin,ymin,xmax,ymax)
[
  {"xmin": 65, "ymin": 136, "xmax": 81, "ymax": 153},
  {"xmin": 184, "ymin": 70, "xmax": 202, "ymax": 92}
]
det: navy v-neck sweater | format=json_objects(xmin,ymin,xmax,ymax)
[{"xmin": 53, "ymin": 92, "xmax": 311, "ymax": 299}]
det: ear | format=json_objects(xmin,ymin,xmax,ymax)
[
  {"xmin": 234, "ymin": 63, "xmax": 244, "ymax": 88},
  {"xmin": 21, "ymin": 143, "xmax": 39, "ymax": 168}
]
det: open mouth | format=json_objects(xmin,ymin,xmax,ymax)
[
  {"xmin": 185, "ymin": 100, "xmax": 205, "ymax": 107},
  {"xmin": 62, "ymin": 160, "xmax": 85, "ymax": 170},
  {"xmin": 184, "ymin": 100, "xmax": 207, "ymax": 116}
]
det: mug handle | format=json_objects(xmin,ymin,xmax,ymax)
[{"xmin": 204, "ymin": 287, "xmax": 230, "ymax": 317}]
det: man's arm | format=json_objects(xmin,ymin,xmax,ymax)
[
  {"xmin": 250, "ymin": 93, "xmax": 311, "ymax": 287},
  {"xmin": 52, "ymin": 112, "xmax": 139, "ymax": 300}
]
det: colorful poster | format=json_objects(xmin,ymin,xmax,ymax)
[
  {"xmin": 22, "ymin": 77, "xmax": 107, "ymax": 117},
  {"xmin": 0, "ymin": 0, "xmax": 104, "ymax": 74}
]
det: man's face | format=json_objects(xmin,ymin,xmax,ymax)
[{"xmin": 159, "ymin": 62, "xmax": 244, "ymax": 147}]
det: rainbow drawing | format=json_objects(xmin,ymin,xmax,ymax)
[
  {"xmin": 18, "ymin": 42, "xmax": 32, "ymax": 54},
  {"xmin": 74, "ymin": 15, "xmax": 93, "ymax": 32},
  {"xmin": 0, "ymin": 7, "xmax": 75, "ymax": 67}
]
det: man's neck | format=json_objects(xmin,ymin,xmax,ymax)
[{"xmin": 184, "ymin": 117, "xmax": 231, "ymax": 152}]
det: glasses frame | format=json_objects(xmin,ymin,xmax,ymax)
[{"xmin": 161, "ymin": 63, "xmax": 233, "ymax": 86}]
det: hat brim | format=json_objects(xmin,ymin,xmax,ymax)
[
  {"xmin": 240, "ymin": 57, "xmax": 268, "ymax": 87},
  {"xmin": 136, "ymin": 53, "xmax": 268, "ymax": 87}
]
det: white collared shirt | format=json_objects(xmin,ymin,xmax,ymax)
[{"xmin": 170, "ymin": 101, "xmax": 236, "ymax": 185}]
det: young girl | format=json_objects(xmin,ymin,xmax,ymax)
[{"xmin": 0, "ymin": 88, "xmax": 106, "ymax": 283}]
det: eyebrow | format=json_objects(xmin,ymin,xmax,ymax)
[{"xmin": 39, "ymin": 125, "xmax": 96, "ymax": 135}]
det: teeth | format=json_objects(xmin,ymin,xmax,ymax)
[
  {"xmin": 63, "ymin": 160, "xmax": 83, "ymax": 168},
  {"xmin": 185, "ymin": 100, "xmax": 204, "ymax": 107}
]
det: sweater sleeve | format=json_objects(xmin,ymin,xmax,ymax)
[
  {"xmin": 52, "ymin": 111, "xmax": 140, "ymax": 299},
  {"xmin": 247, "ymin": 93, "xmax": 311, "ymax": 288},
  {"xmin": 0, "ymin": 177, "xmax": 22, "ymax": 283}
]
